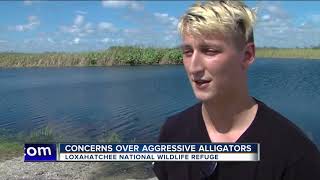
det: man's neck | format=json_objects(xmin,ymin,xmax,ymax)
[{"xmin": 201, "ymin": 93, "xmax": 258, "ymax": 142}]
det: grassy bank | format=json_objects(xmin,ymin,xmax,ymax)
[
  {"xmin": 0, "ymin": 127, "xmax": 155, "ymax": 179},
  {"xmin": 0, "ymin": 46, "xmax": 182, "ymax": 68},
  {"xmin": 1, "ymin": 47, "xmax": 320, "ymax": 68},
  {"xmin": 0, "ymin": 139, "xmax": 21, "ymax": 162},
  {"xmin": 0, "ymin": 126, "xmax": 124, "ymax": 161},
  {"xmin": 0, "ymin": 126, "xmax": 56, "ymax": 161},
  {"xmin": 256, "ymin": 48, "xmax": 320, "ymax": 59}
]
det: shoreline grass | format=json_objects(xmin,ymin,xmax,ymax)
[
  {"xmin": 256, "ymin": 48, "xmax": 320, "ymax": 60},
  {"xmin": 0, "ymin": 139, "xmax": 22, "ymax": 162},
  {"xmin": 0, "ymin": 125, "xmax": 127, "ymax": 161},
  {"xmin": 1, "ymin": 47, "xmax": 320, "ymax": 68},
  {"xmin": 0, "ymin": 126, "xmax": 56, "ymax": 162}
]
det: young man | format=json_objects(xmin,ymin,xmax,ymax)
[{"xmin": 153, "ymin": 0, "xmax": 320, "ymax": 179}]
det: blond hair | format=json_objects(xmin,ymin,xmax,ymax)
[{"xmin": 178, "ymin": 0, "xmax": 256, "ymax": 44}]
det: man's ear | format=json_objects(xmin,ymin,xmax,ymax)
[{"xmin": 241, "ymin": 42, "xmax": 255, "ymax": 70}]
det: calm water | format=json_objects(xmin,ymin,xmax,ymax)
[{"xmin": 0, "ymin": 59, "xmax": 319, "ymax": 147}]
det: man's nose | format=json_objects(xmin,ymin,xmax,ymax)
[{"xmin": 189, "ymin": 51, "xmax": 204, "ymax": 75}]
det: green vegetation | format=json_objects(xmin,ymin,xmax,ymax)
[
  {"xmin": 0, "ymin": 126, "xmax": 58, "ymax": 161},
  {"xmin": 0, "ymin": 126, "xmax": 125, "ymax": 161},
  {"xmin": 27, "ymin": 126, "xmax": 56, "ymax": 143},
  {"xmin": 0, "ymin": 138, "xmax": 22, "ymax": 162},
  {"xmin": 0, "ymin": 128, "xmax": 23, "ymax": 161},
  {"xmin": 99, "ymin": 131, "xmax": 122, "ymax": 143},
  {"xmin": 1, "ymin": 47, "xmax": 319, "ymax": 68},
  {"xmin": 0, "ymin": 46, "xmax": 183, "ymax": 68},
  {"xmin": 256, "ymin": 48, "xmax": 320, "ymax": 59}
]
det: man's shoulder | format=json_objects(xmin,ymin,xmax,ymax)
[
  {"xmin": 256, "ymin": 100, "xmax": 319, "ymax": 161},
  {"xmin": 257, "ymin": 100, "xmax": 313, "ymax": 145},
  {"xmin": 158, "ymin": 102, "xmax": 202, "ymax": 142}
]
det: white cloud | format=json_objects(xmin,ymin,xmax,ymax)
[
  {"xmin": 129, "ymin": 2, "xmax": 143, "ymax": 11},
  {"xmin": 254, "ymin": 2, "xmax": 293, "ymax": 47},
  {"xmin": 164, "ymin": 35, "xmax": 174, "ymax": 41},
  {"xmin": 99, "ymin": 37, "xmax": 124, "ymax": 44},
  {"xmin": 102, "ymin": 0, "xmax": 143, "ymax": 11},
  {"xmin": 73, "ymin": 37, "xmax": 80, "ymax": 44},
  {"xmin": 254, "ymin": 3, "xmax": 320, "ymax": 48},
  {"xmin": 98, "ymin": 22, "xmax": 117, "ymax": 32},
  {"xmin": 113, "ymin": 38, "xmax": 124, "ymax": 44},
  {"xmin": 102, "ymin": 1, "xmax": 128, "ymax": 8},
  {"xmin": 154, "ymin": 12, "xmax": 178, "ymax": 27},
  {"xmin": 23, "ymin": 37, "xmax": 45, "ymax": 45},
  {"xmin": 84, "ymin": 23, "xmax": 94, "ymax": 33},
  {"xmin": 261, "ymin": 14, "xmax": 271, "ymax": 21},
  {"xmin": 101, "ymin": 38, "xmax": 110, "ymax": 43},
  {"xmin": 60, "ymin": 15, "xmax": 94, "ymax": 37},
  {"xmin": 123, "ymin": 28, "xmax": 140, "ymax": 35},
  {"xmin": 256, "ymin": 2, "xmax": 289, "ymax": 24},
  {"xmin": 101, "ymin": 2, "xmax": 180, "ymax": 48},
  {"xmin": 74, "ymin": 15, "xmax": 84, "ymax": 26},
  {"xmin": 310, "ymin": 14, "xmax": 320, "ymax": 23},
  {"xmin": 264, "ymin": 5, "xmax": 288, "ymax": 19},
  {"xmin": 10, "ymin": 15, "xmax": 40, "ymax": 32},
  {"xmin": 110, "ymin": 8, "xmax": 181, "ymax": 48},
  {"xmin": 47, "ymin": 38, "xmax": 55, "ymax": 44},
  {"xmin": 28, "ymin": 16, "xmax": 39, "ymax": 23},
  {"xmin": 24, "ymin": 0, "xmax": 32, "ymax": 6},
  {"xmin": 75, "ymin": 10, "xmax": 87, "ymax": 15},
  {"xmin": 60, "ymin": 26, "xmax": 78, "ymax": 34},
  {"xmin": 152, "ymin": 12, "xmax": 179, "ymax": 43}
]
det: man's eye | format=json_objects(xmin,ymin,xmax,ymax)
[
  {"xmin": 183, "ymin": 50, "xmax": 193, "ymax": 56},
  {"xmin": 204, "ymin": 49, "xmax": 220, "ymax": 56}
]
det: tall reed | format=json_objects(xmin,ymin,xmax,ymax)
[{"xmin": 1, "ymin": 47, "xmax": 319, "ymax": 68}]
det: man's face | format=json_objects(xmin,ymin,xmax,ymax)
[{"xmin": 181, "ymin": 33, "xmax": 250, "ymax": 102}]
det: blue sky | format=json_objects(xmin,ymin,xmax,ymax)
[{"xmin": 1, "ymin": 0, "xmax": 320, "ymax": 52}]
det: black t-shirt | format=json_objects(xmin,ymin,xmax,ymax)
[{"xmin": 153, "ymin": 98, "xmax": 320, "ymax": 180}]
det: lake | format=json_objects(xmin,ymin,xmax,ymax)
[{"xmin": 0, "ymin": 58, "xmax": 319, "ymax": 147}]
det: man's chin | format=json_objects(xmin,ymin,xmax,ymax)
[{"xmin": 194, "ymin": 93, "xmax": 212, "ymax": 102}]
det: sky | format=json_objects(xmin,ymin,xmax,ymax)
[{"xmin": 1, "ymin": 0, "xmax": 320, "ymax": 53}]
